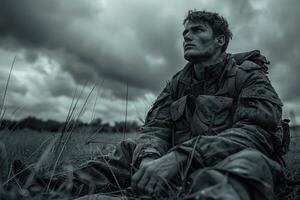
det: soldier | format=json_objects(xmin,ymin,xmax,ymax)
[
  {"xmin": 6, "ymin": 10, "xmax": 286, "ymax": 200},
  {"xmin": 130, "ymin": 10, "xmax": 285, "ymax": 199}
]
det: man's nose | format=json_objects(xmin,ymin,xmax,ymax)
[{"xmin": 183, "ymin": 31, "xmax": 192, "ymax": 42}]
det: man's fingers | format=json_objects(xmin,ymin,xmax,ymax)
[
  {"xmin": 131, "ymin": 167, "xmax": 144, "ymax": 192},
  {"xmin": 145, "ymin": 176, "xmax": 157, "ymax": 195},
  {"xmin": 136, "ymin": 168, "xmax": 152, "ymax": 193},
  {"xmin": 153, "ymin": 180, "xmax": 166, "ymax": 197}
]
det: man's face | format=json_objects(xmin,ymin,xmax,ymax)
[{"xmin": 183, "ymin": 20, "xmax": 219, "ymax": 62}]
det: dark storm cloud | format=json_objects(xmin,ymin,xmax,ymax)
[
  {"xmin": 207, "ymin": 0, "xmax": 300, "ymax": 104},
  {"xmin": 0, "ymin": 0, "xmax": 299, "ymax": 104},
  {"xmin": 234, "ymin": 0, "xmax": 300, "ymax": 103},
  {"xmin": 261, "ymin": 1, "xmax": 300, "ymax": 102},
  {"xmin": 24, "ymin": 50, "xmax": 39, "ymax": 63},
  {"xmin": 0, "ymin": 0, "xmax": 184, "ymax": 100}
]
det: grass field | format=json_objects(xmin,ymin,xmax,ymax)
[
  {"xmin": 1, "ymin": 129, "xmax": 138, "ymax": 171},
  {"xmin": 1, "ymin": 128, "xmax": 300, "ymax": 199}
]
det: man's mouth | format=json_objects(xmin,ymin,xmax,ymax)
[{"xmin": 184, "ymin": 44, "xmax": 195, "ymax": 50}]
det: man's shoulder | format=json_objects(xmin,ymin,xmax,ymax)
[
  {"xmin": 230, "ymin": 50, "xmax": 269, "ymax": 69},
  {"xmin": 230, "ymin": 57, "xmax": 270, "ymax": 88},
  {"xmin": 229, "ymin": 58, "xmax": 283, "ymax": 106},
  {"xmin": 236, "ymin": 60, "xmax": 266, "ymax": 72}
]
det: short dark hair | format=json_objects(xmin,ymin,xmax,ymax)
[{"xmin": 183, "ymin": 10, "xmax": 233, "ymax": 52}]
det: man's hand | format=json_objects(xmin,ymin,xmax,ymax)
[
  {"xmin": 139, "ymin": 157, "xmax": 156, "ymax": 168},
  {"xmin": 131, "ymin": 151, "xmax": 186, "ymax": 196}
]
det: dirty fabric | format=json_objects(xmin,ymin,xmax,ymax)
[
  {"xmin": 9, "ymin": 139, "xmax": 137, "ymax": 198},
  {"xmin": 10, "ymin": 51, "xmax": 285, "ymax": 199},
  {"xmin": 133, "ymin": 51, "xmax": 284, "ymax": 199}
]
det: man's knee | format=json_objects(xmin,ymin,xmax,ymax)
[
  {"xmin": 187, "ymin": 169, "xmax": 247, "ymax": 200},
  {"xmin": 189, "ymin": 169, "xmax": 225, "ymax": 191},
  {"xmin": 216, "ymin": 149, "xmax": 282, "ymax": 181},
  {"xmin": 225, "ymin": 149, "xmax": 267, "ymax": 162},
  {"xmin": 186, "ymin": 150, "xmax": 278, "ymax": 200},
  {"xmin": 215, "ymin": 149, "xmax": 283, "ymax": 200}
]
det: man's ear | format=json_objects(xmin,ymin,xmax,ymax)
[{"xmin": 215, "ymin": 35, "xmax": 225, "ymax": 48}]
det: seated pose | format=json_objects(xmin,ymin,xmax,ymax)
[{"xmin": 5, "ymin": 10, "xmax": 287, "ymax": 200}]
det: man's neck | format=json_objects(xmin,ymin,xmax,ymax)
[
  {"xmin": 193, "ymin": 51, "xmax": 224, "ymax": 80},
  {"xmin": 194, "ymin": 51, "xmax": 223, "ymax": 68}
]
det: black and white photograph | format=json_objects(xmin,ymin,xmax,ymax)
[{"xmin": 0, "ymin": 0, "xmax": 299, "ymax": 199}]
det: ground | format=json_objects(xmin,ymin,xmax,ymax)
[
  {"xmin": 0, "ymin": 128, "xmax": 300, "ymax": 199},
  {"xmin": 281, "ymin": 128, "xmax": 300, "ymax": 199}
]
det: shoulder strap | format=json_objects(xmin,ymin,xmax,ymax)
[
  {"xmin": 227, "ymin": 66, "xmax": 238, "ymax": 99},
  {"xmin": 226, "ymin": 59, "xmax": 248, "ymax": 126},
  {"xmin": 227, "ymin": 59, "xmax": 243, "ymax": 100}
]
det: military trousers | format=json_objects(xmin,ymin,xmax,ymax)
[{"xmin": 11, "ymin": 139, "xmax": 283, "ymax": 200}]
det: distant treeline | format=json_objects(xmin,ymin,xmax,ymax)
[{"xmin": 0, "ymin": 116, "xmax": 141, "ymax": 133}]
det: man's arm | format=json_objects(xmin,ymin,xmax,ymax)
[
  {"xmin": 171, "ymin": 61, "xmax": 283, "ymax": 168},
  {"xmin": 132, "ymin": 81, "xmax": 174, "ymax": 168}
]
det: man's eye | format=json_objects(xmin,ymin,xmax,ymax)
[{"xmin": 195, "ymin": 28, "xmax": 204, "ymax": 32}]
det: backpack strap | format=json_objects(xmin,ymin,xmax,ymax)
[
  {"xmin": 225, "ymin": 58, "xmax": 245, "ymax": 126},
  {"xmin": 227, "ymin": 63, "xmax": 238, "ymax": 99}
]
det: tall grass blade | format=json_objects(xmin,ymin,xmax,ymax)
[
  {"xmin": 2, "ymin": 163, "xmax": 35, "ymax": 187},
  {"xmin": 182, "ymin": 135, "xmax": 200, "ymax": 185},
  {"xmin": 9, "ymin": 105, "xmax": 25, "ymax": 120},
  {"xmin": 63, "ymin": 82, "xmax": 88, "ymax": 134},
  {"xmin": 91, "ymin": 80, "xmax": 104, "ymax": 122},
  {"xmin": 85, "ymin": 80, "xmax": 104, "ymax": 145},
  {"xmin": 59, "ymin": 87, "xmax": 78, "ymax": 140},
  {"xmin": 47, "ymin": 85, "xmax": 96, "ymax": 192},
  {"xmin": 0, "ymin": 56, "xmax": 16, "ymax": 127},
  {"xmin": 57, "ymin": 83, "xmax": 86, "ymax": 152},
  {"xmin": 123, "ymin": 82, "xmax": 129, "ymax": 140}
]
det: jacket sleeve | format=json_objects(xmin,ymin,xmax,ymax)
[
  {"xmin": 132, "ymin": 81, "xmax": 174, "ymax": 167},
  {"xmin": 172, "ymin": 61, "xmax": 283, "ymax": 168}
]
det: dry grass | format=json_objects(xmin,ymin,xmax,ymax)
[
  {"xmin": 1, "ymin": 130, "xmax": 138, "ymax": 172},
  {"xmin": 0, "ymin": 129, "xmax": 139, "ymax": 199}
]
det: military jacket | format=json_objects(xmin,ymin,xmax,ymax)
[{"xmin": 133, "ymin": 50, "xmax": 283, "ymax": 168}]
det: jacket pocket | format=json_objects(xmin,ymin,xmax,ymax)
[
  {"xmin": 170, "ymin": 95, "xmax": 187, "ymax": 121},
  {"xmin": 191, "ymin": 95, "xmax": 233, "ymax": 135},
  {"xmin": 170, "ymin": 95, "xmax": 191, "ymax": 145}
]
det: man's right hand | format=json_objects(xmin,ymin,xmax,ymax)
[
  {"xmin": 131, "ymin": 151, "xmax": 187, "ymax": 196},
  {"xmin": 139, "ymin": 157, "xmax": 156, "ymax": 168}
]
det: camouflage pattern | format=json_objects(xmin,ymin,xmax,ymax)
[
  {"xmin": 7, "ymin": 51, "xmax": 285, "ymax": 200},
  {"xmin": 132, "ymin": 50, "xmax": 285, "ymax": 199}
]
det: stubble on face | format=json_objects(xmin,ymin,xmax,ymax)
[{"xmin": 183, "ymin": 20, "xmax": 218, "ymax": 63}]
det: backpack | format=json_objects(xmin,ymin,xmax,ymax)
[{"xmin": 227, "ymin": 57, "xmax": 290, "ymax": 156}]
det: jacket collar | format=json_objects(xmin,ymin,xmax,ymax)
[{"xmin": 179, "ymin": 53, "xmax": 229, "ymax": 85}]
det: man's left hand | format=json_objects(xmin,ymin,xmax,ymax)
[{"xmin": 131, "ymin": 151, "xmax": 186, "ymax": 196}]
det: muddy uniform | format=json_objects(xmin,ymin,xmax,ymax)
[
  {"xmin": 9, "ymin": 51, "xmax": 284, "ymax": 200},
  {"xmin": 131, "ymin": 50, "xmax": 284, "ymax": 199}
]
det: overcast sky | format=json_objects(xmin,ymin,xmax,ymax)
[{"xmin": 0, "ymin": 0, "xmax": 299, "ymax": 125}]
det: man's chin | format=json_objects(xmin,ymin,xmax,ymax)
[
  {"xmin": 184, "ymin": 53, "xmax": 202, "ymax": 63},
  {"xmin": 184, "ymin": 52, "xmax": 212, "ymax": 63}
]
